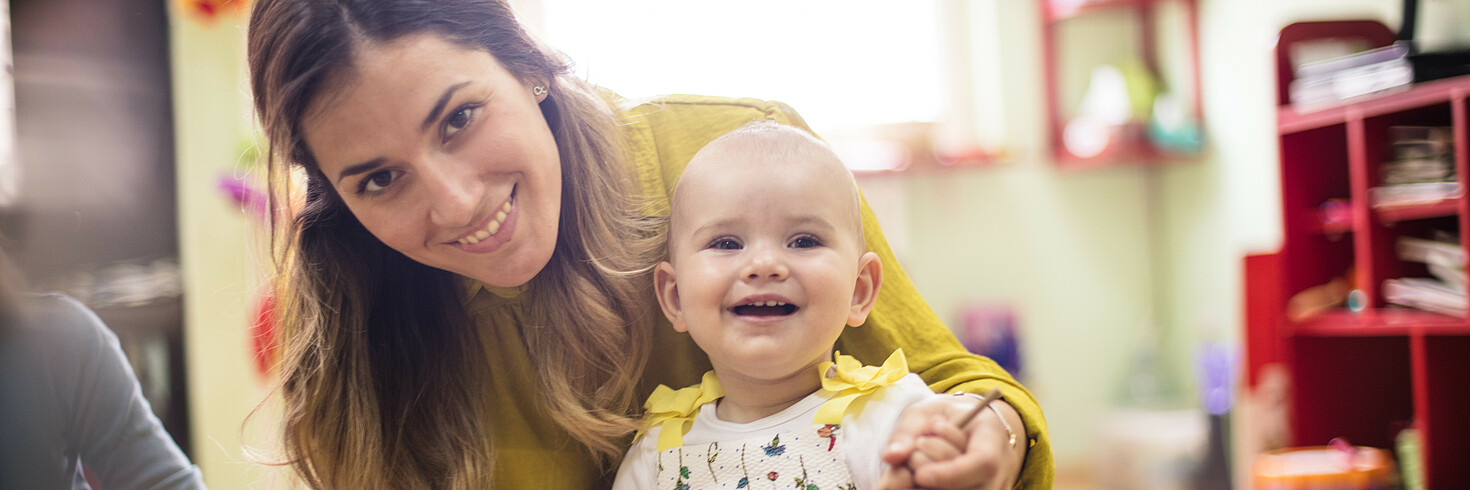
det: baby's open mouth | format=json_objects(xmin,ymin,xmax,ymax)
[{"xmin": 731, "ymin": 301, "xmax": 798, "ymax": 316}]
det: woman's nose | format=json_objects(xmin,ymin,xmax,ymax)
[{"xmin": 421, "ymin": 158, "xmax": 481, "ymax": 228}]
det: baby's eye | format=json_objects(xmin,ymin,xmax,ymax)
[
  {"xmin": 360, "ymin": 169, "xmax": 403, "ymax": 194},
  {"xmin": 709, "ymin": 238, "xmax": 742, "ymax": 250},
  {"xmin": 789, "ymin": 235, "xmax": 821, "ymax": 249}
]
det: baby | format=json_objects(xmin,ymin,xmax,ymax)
[{"xmin": 614, "ymin": 121, "xmax": 952, "ymax": 489}]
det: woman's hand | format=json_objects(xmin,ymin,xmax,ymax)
[{"xmin": 879, "ymin": 395, "xmax": 1026, "ymax": 489}]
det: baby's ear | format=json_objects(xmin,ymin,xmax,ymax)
[
  {"xmin": 654, "ymin": 261, "xmax": 688, "ymax": 332},
  {"xmin": 847, "ymin": 252, "xmax": 883, "ymax": 327}
]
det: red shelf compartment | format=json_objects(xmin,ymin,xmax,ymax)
[
  {"xmin": 1418, "ymin": 336, "xmax": 1470, "ymax": 488},
  {"xmin": 1290, "ymin": 336, "xmax": 1414, "ymax": 450},
  {"xmin": 1040, "ymin": 0, "xmax": 1202, "ymax": 169}
]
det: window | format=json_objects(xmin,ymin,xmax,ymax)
[
  {"xmin": 0, "ymin": 2, "xmax": 15, "ymax": 207},
  {"xmin": 536, "ymin": 1, "xmax": 945, "ymax": 136}
]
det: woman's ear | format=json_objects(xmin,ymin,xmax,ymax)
[
  {"xmin": 531, "ymin": 78, "xmax": 550, "ymax": 103},
  {"xmin": 654, "ymin": 261, "xmax": 687, "ymax": 332},
  {"xmin": 847, "ymin": 252, "xmax": 883, "ymax": 327}
]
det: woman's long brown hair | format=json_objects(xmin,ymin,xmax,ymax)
[{"xmin": 248, "ymin": 0, "xmax": 660, "ymax": 487}]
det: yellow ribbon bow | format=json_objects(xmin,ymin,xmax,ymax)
[
  {"xmin": 813, "ymin": 349, "xmax": 909, "ymax": 425},
  {"xmin": 638, "ymin": 370, "xmax": 724, "ymax": 451}
]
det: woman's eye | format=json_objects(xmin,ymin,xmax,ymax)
[
  {"xmin": 443, "ymin": 105, "xmax": 480, "ymax": 140},
  {"xmin": 360, "ymin": 169, "xmax": 402, "ymax": 194},
  {"xmin": 710, "ymin": 238, "xmax": 742, "ymax": 250},
  {"xmin": 790, "ymin": 236, "xmax": 820, "ymax": 249}
]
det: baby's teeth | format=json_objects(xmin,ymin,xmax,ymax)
[
  {"xmin": 487, "ymin": 219, "xmax": 501, "ymax": 234},
  {"xmin": 502, "ymin": 201, "xmax": 512, "ymax": 213},
  {"xmin": 475, "ymin": 229, "xmax": 491, "ymax": 240},
  {"xmin": 465, "ymin": 235, "xmax": 481, "ymax": 245}
]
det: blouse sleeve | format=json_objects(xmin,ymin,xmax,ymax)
[{"xmin": 624, "ymin": 95, "xmax": 1053, "ymax": 488}]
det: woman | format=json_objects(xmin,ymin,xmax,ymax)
[{"xmin": 248, "ymin": 0, "xmax": 1051, "ymax": 488}]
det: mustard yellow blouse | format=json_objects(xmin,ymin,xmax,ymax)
[{"xmin": 462, "ymin": 94, "xmax": 1053, "ymax": 488}]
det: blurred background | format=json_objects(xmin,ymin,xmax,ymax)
[{"xmin": 0, "ymin": 0, "xmax": 1459, "ymax": 488}]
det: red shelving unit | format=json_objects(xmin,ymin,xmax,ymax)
[
  {"xmin": 1039, "ymin": 0, "xmax": 1202, "ymax": 168},
  {"xmin": 1247, "ymin": 20, "xmax": 1470, "ymax": 488}
]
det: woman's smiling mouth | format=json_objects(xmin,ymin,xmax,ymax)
[{"xmin": 454, "ymin": 186, "xmax": 516, "ymax": 246}]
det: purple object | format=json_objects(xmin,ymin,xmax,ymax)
[
  {"xmin": 960, "ymin": 304, "xmax": 1023, "ymax": 381},
  {"xmin": 217, "ymin": 174, "xmax": 268, "ymax": 221},
  {"xmin": 1196, "ymin": 341, "xmax": 1236, "ymax": 415}
]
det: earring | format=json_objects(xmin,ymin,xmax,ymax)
[{"xmin": 533, "ymin": 85, "xmax": 547, "ymax": 96}]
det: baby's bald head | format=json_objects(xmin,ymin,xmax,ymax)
[{"xmin": 671, "ymin": 121, "xmax": 864, "ymax": 250}]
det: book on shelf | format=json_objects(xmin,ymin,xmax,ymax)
[
  {"xmin": 1390, "ymin": 234, "xmax": 1467, "ymax": 316},
  {"xmin": 1369, "ymin": 181, "xmax": 1462, "ymax": 208},
  {"xmin": 1289, "ymin": 41, "xmax": 1414, "ymax": 111},
  {"xmin": 1429, "ymin": 261, "xmax": 1465, "ymax": 291},
  {"xmin": 1383, "ymin": 277, "xmax": 1466, "ymax": 317},
  {"xmin": 1382, "ymin": 158, "xmax": 1454, "ymax": 184},
  {"xmin": 1382, "ymin": 126, "xmax": 1455, "ymax": 185},
  {"xmin": 1397, "ymin": 235, "xmax": 1465, "ymax": 268},
  {"xmin": 1389, "ymin": 126, "xmax": 1452, "ymax": 159}
]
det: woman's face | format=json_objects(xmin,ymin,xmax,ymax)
[{"xmin": 302, "ymin": 34, "xmax": 562, "ymax": 288}]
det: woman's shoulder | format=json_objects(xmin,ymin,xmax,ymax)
[
  {"xmin": 620, "ymin": 94, "xmax": 807, "ymax": 143},
  {"xmin": 620, "ymin": 93, "xmax": 796, "ymax": 114},
  {"xmin": 612, "ymin": 93, "xmax": 813, "ymax": 205}
]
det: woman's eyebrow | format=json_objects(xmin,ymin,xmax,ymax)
[
  {"xmin": 337, "ymin": 157, "xmax": 386, "ymax": 184},
  {"xmin": 421, "ymin": 81, "xmax": 472, "ymax": 131}
]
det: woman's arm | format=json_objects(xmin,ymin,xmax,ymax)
[{"xmin": 837, "ymin": 197, "xmax": 1051, "ymax": 488}]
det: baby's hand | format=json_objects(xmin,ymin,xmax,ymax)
[
  {"xmin": 879, "ymin": 394, "xmax": 1024, "ymax": 489},
  {"xmin": 878, "ymin": 413, "xmax": 968, "ymax": 489},
  {"xmin": 908, "ymin": 414, "xmax": 969, "ymax": 469}
]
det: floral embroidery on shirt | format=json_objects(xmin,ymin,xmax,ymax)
[
  {"xmin": 817, "ymin": 424, "xmax": 840, "ymax": 451},
  {"xmin": 762, "ymin": 435, "xmax": 787, "ymax": 456},
  {"xmin": 654, "ymin": 428, "xmax": 855, "ymax": 489}
]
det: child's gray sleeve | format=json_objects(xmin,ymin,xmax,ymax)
[{"xmin": 47, "ymin": 294, "xmax": 206, "ymax": 489}]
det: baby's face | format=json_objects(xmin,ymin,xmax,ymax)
[{"xmin": 660, "ymin": 140, "xmax": 870, "ymax": 384}]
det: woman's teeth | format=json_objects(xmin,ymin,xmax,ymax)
[{"xmin": 458, "ymin": 200, "xmax": 513, "ymax": 245}]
